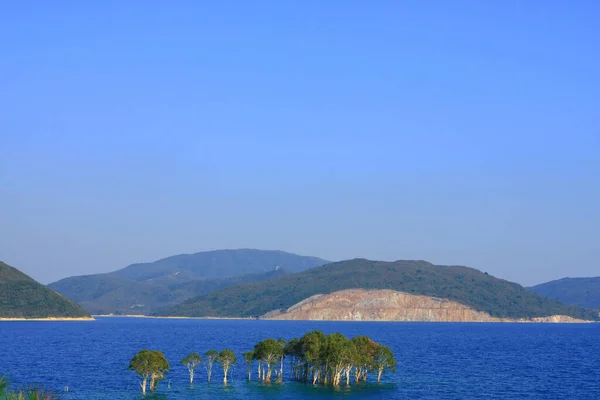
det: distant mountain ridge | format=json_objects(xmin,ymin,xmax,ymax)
[
  {"xmin": 0, "ymin": 261, "xmax": 90, "ymax": 319},
  {"xmin": 49, "ymin": 249, "xmax": 329, "ymax": 315},
  {"xmin": 163, "ymin": 259, "xmax": 599, "ymax": 321},
  {"xmin": 529, "ymin": 277, "xmax": 600, "ymax": 309}
]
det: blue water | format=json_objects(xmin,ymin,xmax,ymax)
[{"xmin": 1, "ymin": 318, "xmax": 599, "ymax": 399}]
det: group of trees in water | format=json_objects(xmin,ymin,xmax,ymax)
[{"xmin": 128, "ymin": 330, "xmax": 396, "ymax": 395}]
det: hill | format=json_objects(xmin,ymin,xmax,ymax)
[
  {"xmin": 49, "ymin": 249, "xmax": 328, "ymax": 314},
  {"xmin": 529, "ymin": 277, "xmax": 600, "ymax": 309},
  {"xmin": 163, "ymin": 259, "xmax": 599, "ymax": 321},
  {"xmin": 0, "ymin": 261, "xmax": 90, "ymax": 319},
  {"xmin": 113, "ymin": 249, "xmax": 328, "ymax": 281}
]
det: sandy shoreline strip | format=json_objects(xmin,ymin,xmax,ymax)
[
  {"xmin": 93, "ymin": 314, "xmax": 254, "ymax": 320},
  {"xmin": 0, "ymin": 317, "xmax": 96, "ymax": 322}
]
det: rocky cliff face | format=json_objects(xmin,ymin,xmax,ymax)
[{"xmin": 260, "ymin": 289, "xmax": 588, "ymax": 322}]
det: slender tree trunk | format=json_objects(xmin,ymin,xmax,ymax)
[
  {"xmin": 189, "ymin": 369, "xmax": 194, "ymax": 385},
  {"xmin": 224, "ymin": 366, "xmax": 229, "ymax": 384},
  {"xmin": 140, "ymin": 376, "xmax": 148, "ymax": 396},
  {"xmin": 266, "ymin": 363, "xmax": 272, "ymax": 383},
  {"xmin": 207, "ymin": 366, "xmax": 212, "ymax": 383},
  {"xmin": 278, "ymin": 355, "xmax": 284, "ymax": 382},
  {"xmin": 345, "ymin": 367, "xmax": 351, "ymax": 385},
  {"xmin": 377, "ymin": 368, "xmax": 383, "ymax": 382}
]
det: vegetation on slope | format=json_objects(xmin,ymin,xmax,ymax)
[
  {"xmin": 0, "ymin": 261, "xmax": 89, "ymax": 319},
  {"xmin": 51, "ymin": 269, "xmax": 289, "ymax": 315},
  {"xmin": 164, "ymin": 259, "xmax": 599, "ymax": 320},
  {"xmin": 529, "ymin": 277, "xmax": 600, "ymax": 309},
  {"xmin": 0, "ymin": 374, "xmax": 59, "ymax": 400},
  {"xmin": 114, "ymin": 249, "xmax": 328, "ymax": 281},
  {"xmin": 49, "ymin": 249, "xmax": 328, "ymax": 315}
]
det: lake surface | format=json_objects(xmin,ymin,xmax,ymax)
[{"xmin": 1, "ymin": 318, "xmax": 599, "ymax": 399}]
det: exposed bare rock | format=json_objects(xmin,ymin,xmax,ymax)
[{"xmin": 260, "ymin": 289, "xmax": 590, "ymax": 322}]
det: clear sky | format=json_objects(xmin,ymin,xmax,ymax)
[{"xmin": 1, "ymin": 1, "xmax": 598, "ymax": 286}]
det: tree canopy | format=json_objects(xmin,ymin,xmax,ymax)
[{"xmin": 128, "ymin": 350, "xmax": 170, "ymax": 395}]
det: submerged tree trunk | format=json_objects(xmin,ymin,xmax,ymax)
[
  {"xmin": 139, "ymin": 376, "xmax": 148, "ymax": 396},
  {"xmin": 224, "ymin": 367, "xmax": 229, "ymax": 384},
  {"xmin": 377, "ymin": 368, "xmax": 383, "ymax": 382},
  {"xmin": 266, "ymin": 363, "xmax": 272, "ymax": 383},
  {"xmin": 189, "ymin": 368, "xmax": 194, "ymax": 385},
  {"xmin": 278, "ymin": 355, "xmax": 284, "ymax": 382}
]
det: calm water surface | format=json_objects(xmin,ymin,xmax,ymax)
[{"xmin": 1, "ymin": 318, "xmax": 599, "ymax": 399}]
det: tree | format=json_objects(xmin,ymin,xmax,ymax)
[
  {"xmin": 128, "ymin": 350, "xmax": 170, "ymax": 395},
  {"xmin": 217, "ymin": 349, "xmax": 237, "ymax": 384},
  {"xmin": 374, "ymin": 345, "xmax": 396, "ymax": 382},
  {"xmin": 277, "ymin": 338, "xmax": 287, "ymax": 382},
  {"xmin": 181, "ymin": 352, "xmax": 202, "ymax": 385},
  {"xmin": 299, "ymin": 330, "xmax": 327, "ymax": 384},
  {"xmin": 254, "ymin": 338, "xmax": 283, "ymax": 383},
  {"xmin": 204, "ymin": 350, "xmax": 219, "ymax": 383},
  {"xmin": 244, "ymin": 330, "xmax": 397, "ymax": 387},
  {"xmin": 324, "ymin": 333, "xmax": 350, "ymax": 385},
  {"xmin": 351, "ymin": 336, "xmax": 378, "ymax": 382},
  {"xmin": 243, "ymin": 350, "xmax": 254, "ymax": 381}
]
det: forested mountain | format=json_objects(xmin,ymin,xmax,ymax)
[
  {"xmin": 49, "ymin": 249, "xmax": 328, "ymax": 314},
  {"xmin": 163, "ymin": 259, "xmax": 599, "ymax": 321},
  {"xmin": 529, "ymin": 277, "xmax": 600, "ymax": 309},
  {"xmin": 0, "ymin": 261, "xmax": 90, "ymax": 319}
]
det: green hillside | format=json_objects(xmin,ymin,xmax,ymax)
[
  {"xmin": 114, "ymin": 249, "xmax": 328, "ymax": 281},
  {"xmin": 49, "ymin": 249, "xmax": 327, "ymax": 314},
  {"xmin": 529, "ymin": 277, "xmax": 600, "ymax": 309},
  {"xmin": 51, "ymin": 268, "xmax": 289, "ymax": 315},
  {"xmin": 0, "ymin": 261, "xmax": 90, "ymax": 319},
  {"xmin": 163, "ymin": 259, "xmax": 599, "ymax": 320}
]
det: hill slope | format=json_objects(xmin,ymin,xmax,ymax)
[
  {"xmin": 49, "ymin": 249, "xmax": 328, "ymax": 314},
  {"xmin": 113, "ymin": 249, "xmax": 328, "ymax": 281},
  {"xmin": 529, "ymin": 277, "xmax": 600, "ymax": 309},
  {"xmin": 164, "ymin": 259, "xmax": 599, "ymax": 320},
  {"xmin": 0, "ymin": 261, "xmax": 90, "ymax": 319}
]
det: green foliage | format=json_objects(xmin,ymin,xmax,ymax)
[
  {"xmin": 0, "ymin": 262, "xmax": 89, "ymax": 319},
  {"xmin": 0, "ymin": 376, "xmax": 59, "ymax": 400},
  {"xmin": 48, "ymin": 250, "xmax": 328, "ymax": 315},
  {"xmin": 1, "ymin": 388, "xmax": 60, "ymax": 400},
  {"xmin": 374, "ymin": 345, "xmax": 397, "ymax": 382},
  {"xmin": 181, "ymin": 352, "xmax": 202, "ymax": 367},
  {"xmin": 217, "ymin": 349, "xmax": 237, "ymax": 366},
  {"xmin": 128, "ymin": 350, "xmax": 170, "ymax": 393},
  {"xmin": 529, "ymin": 277, "xmax": 600, "ymax": 309},
  {"xmin": 253, "ymin": 338, "xmax": 284, "ymax": 382},
  {"xmin": 166, "ymin": 259, "xmax": 600, "ymax": 320},
  {"xmin": 246, "ymin": 330, "xmax": 396, "ymax": 385},
  {"xmin": 203, "ymin": 350, "xmax": 219, "ymax": 382},
  {"xmin": 181, "ymin": 353, "xmax": 202, "ymax": 385},
  {"xmin": 0, "ymin": 375, "xmax": 8, "ymax": 396},
  {"xmin": 217, "ymin": 349, "xmax": 237, "ymax": 383}
]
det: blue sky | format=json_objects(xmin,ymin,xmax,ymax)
[{"xmin": 1, "ymin": 1, "xmax": 598, "ymax": 285}]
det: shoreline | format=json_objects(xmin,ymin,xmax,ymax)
[
  {"xmin": 93, "ymin": 314, "xmax": 255, "ymax": 320},
  {"xmin": 93, "ymin": 315, "xmax": 595, "ymax": 323},
  {"xmin": 0, "ymin": 317, "xmax": 95, "ymax": 322},
  {"xmin": 1, "ymin": 315, "xmax": 594, "ymax": 323}
]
